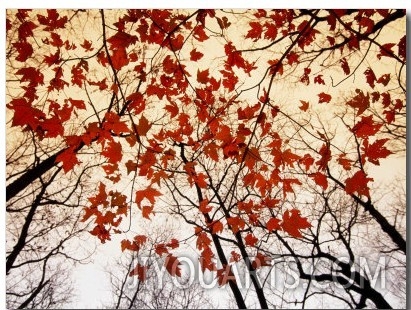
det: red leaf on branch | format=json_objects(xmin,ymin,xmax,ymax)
[
  {"xmin": 142, "ymin": 205, "xmax": 154, "ymax": 219},
  {"xmin": 136, "ymin": 115, "xmax": 151, "ymax": 136},
  {"xmin": 211, "ymin": 220, "xmax": 223, "ymax": 234},
  {"xmin": 377, "ymin": 43, "xmax": 396, "ymax": 59},
  {"xmin": 193, "ymin": 25, "xmax": 209, "ymax": 42},
  {"xmin": 316, "ymin": 143, "xmax": 331, "ymax": 171},
  {"xmin": 197, "ymin": 69, "xmax": 209, "ymax": 84},
  {"xmin": 377, "ymin": 74, "xmax": 390, "ymax": 86},
  {"xmin": 56, "ymin": 147, "xmax": 80, "ymax": 173},
  {"xmin": 246, "ymin": 21, "xmax": 263, "ymax": 41},
  {"xmin": 286, "ymin": 51, "xmax": 299, "ymax": 65},
  {"xmin": 361, "ymin": 138, "xmax": 392, "ymax": 165},
  {"xmin": 230, "ymin": 251, "xmax": 241, "ymax": 263},
  {"xmin": 155, "ymin": 244, "xmax": 169, "ymax": 256},
  {"xmin": 347, "ymin": 89, "xmax": 370, "ymax": 116},
  {"xmin": 196, "ymin": 231, "xmax": 211, "ymax": 251},
  {"xmin": 244, "ymin": 233, "xmax": 258, "ymax": 247},
  {"xmin": 266, "ymin": 217, "xmax": 281, "ymax": 232},
  {"xmin": 227, "ymin": 216, "xmax": 245, "ymax": 234},
  {"xmin": 281, "ymin": 209, "xmax": 311, "ymax": 238},
  {"xmin": 318, "ymin": 92, "xmax": 332, "ymax": 103},
  {"xmin": 345, "ymin": 170, "xmax": 373, "ymax": 198},
  {"xmin": 352, "ymin": 115, "xmax": 382, "ymax": 138},
  {"xmin": 16, "ymin": 67, "xmax": 44, "ymax": 87},
  {"xmin": 264, "ymin": 22, "xmax": 278, "ymax": 40},
  {"xmin": 135, "ymin": 187, "xmax": 161, "ymax": 208},
  {"xmin": 37, "ymin": 9, "xmax": 67, "ymax": 31},
  {"xmin": 216, "ymin": 265, "xmax": 236, "ymax": 286},
  {"xmin": 80, "ymin": 39, "xmax": 94, "ymax": 51},
  {"xmin": 397, "ymin": 35, "xmax": 406, "ymax": 59},
  {"xmin": 18, "ymin": 21, "xmax": 37, "ymax": 41},
  {"xmin": 129, "ymin": 263, "xmax": 148, "ymax": 282},
  {"xmin": 103, "ymin": 112, "xmax": 129, "ymax": 135},
  {"xmin": 252, "ymin": 252, "xmax": 272, "ymax": 269},
  {"xmin": 314, "ymin": 74, "xmax": 325, "ymax": 85},
  {"xmin": 310, "ymin": 172, "xmax": 328, "ymax": 190},
  {"xmin": 13, "ymin": 41, "xmax": 33, "ymax": 62},
  {"xmin": 338, "ymin": 154, "xmax": 352, "ymax": 170},
  {"xmin": 164, "ymin": 102, "xmax": 179, "ymax": 118},
  {"xmin": 190, "ymin": 48, "xmax": 204, "ymax": 61},
  {"xmin": 200, "ymin": 247, "xmax": 217, "ymax": 272},
  {"xmin": 299, "ymin": 100, "xmax": 309, "ymax": 111},
  {"xmin": 340, "ymin": 57, "xmax": 350, "ymax": 75},
  {"xmin": 101, "ymin": 140, "xmax": 122, "ymax": 164},
  {"xmin": 364, "ymin": 68, "xmax": 376, "ymax": 89},
  {"xmin": 199, "ymin": 199, "xmax": 212, "ymax": 214},
  {"xmin": 164, "ymin": 254, "xmax": 182, "ymax": 277}
]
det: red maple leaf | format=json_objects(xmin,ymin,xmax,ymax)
[
  {"xmin": 347, "ymin": 89, "xmax": 370, "ymax": 116},
  {"xmin": 199, "ymin": 199, "xmax": 212, "ymax": 214},
  {"xmin": 397, "ymin": 35, "xmax": 406, "ymax": 59},
  {"xmin": 299, "ymin": 100, "xmax": 309, "ymax": 111},
  {"xmin": 7, "ymin": 98, "xmax": 45, "ymax": 130},
  {"xmin": 310, "ymin": 172, "xmax": 328, "ymax": 190},
  {"xmin": 18, "ymin": 21, "xmax": 37, "ymax": 41},
  {"xmin": 264, "ymin": 22, "xmax": 278, "ymax": 40},
  {"xmin": 287, "ymin": 52, "xmax": 299, "ymax": 66},
  {"xmin": 80, "ymin": 39, "xmax": 94, "ymax": 51},
  {"xmin": 16, "ymin": 67, "xmax": 44, "ymax": 87},
  {"xmin": 364, "ymin": 68, "xmax": 376, "ymax": 89},
  {"xmin": 227, "ymin": 216, "xmax": 246, "ymax": 234},
  {"xmin": 377, "ymin": 74, "xmax": 390, "ymax": 86},
  {"xmin": 338, "ymin": 154, "xmax": 352, "ymax": 170},
  {"xmin": 314, "ymin": 74, "xmax": 325, "ymax": 85},
  {"xmin": 155, "ymin": 243, "xmax": 169, "ymax": 256},
  {"xmin": 377, "ymin": 43, "xmax": 396, "ymax": 59},
  {"xmin": 361, "ymin": 138, "xmax": 392, "ymax": 165},
  {"xmin": 13, "ymin": 41, "xmax": 34, "ymax": 62},
  {"xmin": 56, "ymin": 147, "xmax": 80, "ymax": 173},
  {"xmin": 318, "ymin": 92, "xmax": 332, "ymax": 103},
  {"xmin": 352, "ymin": 115, "xmax": 382, "ymax": 138},
  {"xmin": 229, "ymin": 251, "xmax": 241, "ymax": 263},
  {"xmin": 244, "ymin": 233, "xmax": 258, "ymax": 247},
  {"xmin": 251, "ymin": 252, "xmax": 271, "ymax": 269},
  {"xmin": 281, "ymin": 209, "xmax": 311, "ymax": 238},
  {"xmin": 211, "ymin": 220, "xmax": 224, "ymax": 234},
  {"xmin": 110, "ymin": 47, "xmax": 129, "ymax": 70},
  {"xmin": 197, "ymin": 68, "xmax": 209, "ymax": 84},
  {"xmin": 136, "ymin": 115, "xmax": 152, "ymax": 136},
  {"xmin": 196, "ymin": 231, "xmax": 211, "ymax": 251},
  {"xmin": 193, "ymin": 25, "xmax": 209, "ymax": 42},
  {"xmin": 142, "ymin": 205, "xmax": 154, "ymax": 219},
  {"xmin": 37, "ymin": 9, "xmax": 67, "ymax": 31},
  {"xmin": 200, "ymin": 247, "xmax": 217, "ymax": 272},
  {"xmin": 266, "ymin": 217, "xmax": 281, "ymax": 232},
  {"xmin": 166, "ymin": 238, "xmax": 179, "ymax": 249},
  {"xmin": 216, "ymin": 265, "xmax": 236, "ymax": 286},
  {"xmin": 190, "ymin": 48, "xmax": 204, "ymax": 61},
  {"xmin": 316, "ymin": 143, "xmax": 331, "ymax": 171},
  {"xmin": 345, "ymin": 170, "xmax": 373, "ymax": 198},
  {"xmin": 129, "ymin": 263, "xmax": 148, "ymax": 282},
  {"xmin": 340, "ymin": 57, "xmax": 350, "ymax": 75},
  {"xmin": 246, "ymin": 21, "xmax": 263, "ymax": 41},
  {"xmin": 164, "ymin": 254, "xmax": 182, "ymax": 277},
  {"xmin": 135, "ymin": 187, "xmax": 161, "ymax": 208},
  {"xmin": 101, "ymin": 140, "xmax": 122, "ymax": 164},
  {"xmin": 121, "ymin": 239, "xmax": 140, "ymax": 252}
]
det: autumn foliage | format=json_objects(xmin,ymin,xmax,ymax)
[{"xmin": 6, "ymin": 9, "xmax": 405, "ymax": 309}]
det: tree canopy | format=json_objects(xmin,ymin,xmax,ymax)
[{"xmin": 6, "ymin": 9, "xmax": 406, "ymax": 309}]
